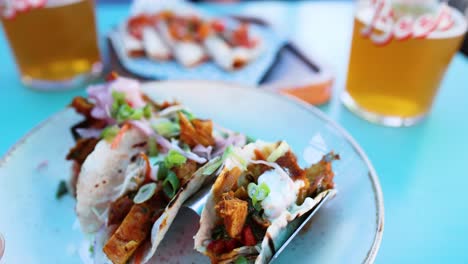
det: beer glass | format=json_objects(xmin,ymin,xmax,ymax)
[
  {"xmin": 343, "ymin": 0, "xmax": 467, "ymax": 126},
  {"xmin": 1, "ymin": 0, "xmax": 102, "ymax": 91}
]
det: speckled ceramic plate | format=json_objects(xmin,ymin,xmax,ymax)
[{"xmin": 0, "ymin": 81, "xmax": 383, "ymax": 264}]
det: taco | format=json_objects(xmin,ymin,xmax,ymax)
[
  {"xmin": 66, "ymin": 75, "xmax": 246, "ymax": 263},
  {"xmin": 204, "ymin": 20, "xmax": 263, "ymax": 71},
  {"xmin": 194, "ymin": 141, "xmax": 339, "ymax": 263},
  {"xmin": 156, "ymin": 11, "xmax": 210, "ymax": 67}
]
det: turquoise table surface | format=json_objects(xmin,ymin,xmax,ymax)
[{"xmin": 1, "ymin": 1, "xmax": 467, "ymax": 263}]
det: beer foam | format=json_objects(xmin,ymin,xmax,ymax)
[
  {"xmin": 45, "ymin": 0, "xmax": 84, "ymax": 8},
  {"xmin": 356, "ymin": 5, "xmax": 467, "ymax": 39}
]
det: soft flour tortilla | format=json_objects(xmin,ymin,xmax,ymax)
[
  {"xmin": 194, "ymin": 142, "xmax": 335, "ymax": 264},
  {"xmin": 76, "ymin": 128, "xmax": 147, "ymax": 234}
]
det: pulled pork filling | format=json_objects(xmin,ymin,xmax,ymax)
[{"xmin": 207, "ymin": 146, "xmax": 339, "ymax": 262}]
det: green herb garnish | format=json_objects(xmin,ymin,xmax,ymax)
[
  {"xmin": 101, "ymin": 126, "xmax": 120, "ymax": 142},
  {"xmin": 148, "ymin": 137, "xmax": 159, "ymax": 157},
  {"xmin": 133, "ymin": 183, "xmax": 157, "ymax": 204},
  {"xmin": 164, "ymin": 150, "xmax": 187, "ymax": 168},
  {"xmin": 247, "ymin": 182, "xmax": 270, "ymax": 207},
  {"xmin": 235, "ymin": 256, "xmax": 249, "ymax": 264},
  {"xmin": 152, "ymin": 121, "xmax": 180, "ymax": 137},
  {"xmin": 143, "ymin": 105, "xmax": 152, "ymax": 119},
  {"xmin": 163, "ymin": 171, "xmax": 180, "ymax": 199},
  {"xmin": 56, "ymin": 180, "xmax": 68, "ymax": 199}
]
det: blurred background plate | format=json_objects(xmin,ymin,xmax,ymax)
[
  {"xmin": 0, "ymin": 80, "xmax": 383, "ymax": 263},
  {"xmin": 108, "ymin": 23, "xmax": 286, "ymax": 85}
]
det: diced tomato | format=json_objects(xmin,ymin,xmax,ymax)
[
  {"xmin": 106, "ymin": 71, "xmax": 119, "ymax": 81},
  {"xmin": 207, "ymin": 239, "xmax": 239, "ymax": 255},
  {"xmin": 241, "ymin": 226, "xmax": 257, "ymax": 246},
  {"xmin": 232, "ymin": 23, "xmax": 250, "ymax": 47},
  {"xmin": 212, "ymin": 20, "xmax": 225, "ymax": 33},
  {"xmin": 224, "ymin": 239, "xmax": 239, "ymax": 252},
  {"xmin": 127, "ymin": 14, "xmax": 151, "ymax": 40},
  {"xmin": 198, "ymin": 22, "xmax": 212, "ymax": 40},
  {"xmin": 207, "ymin": 240, "xmax": 226, "ymax": 255}
]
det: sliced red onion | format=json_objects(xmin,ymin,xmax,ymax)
[
  {"xmin": 170, "ymin": 141, "xmax": 207, "ymax": 164},
  {"xmin": 154, "ymin": 135, "xmax": 206, "ymax": 163},
  {"xmin": 192, "ymin": 144, "xmax": 213, "ymax": 160},
  {"xmin": 155, "ymin": 134, "xmax": 173, "ymax": 152},
  {"xmin": 156, "ymin": 104, "xmax": 186, "ymax": 117},
  {"xmin": 128, "ymin": 120, "xmax": 154, "ymax": 137},
  {"xmin": 212, "ymin": 132, "xmax": 247, "ymax": 157},
  {"xmin": 87, "ymin": 83, "xmax": 113, "ymax": 121},
  {"xmin": 76, "ymin": 128, "xmax": 103, "ymax": 139},
  {"xmin": 110, "ymin": 77, "xmax": 146, "ymax": 108}
]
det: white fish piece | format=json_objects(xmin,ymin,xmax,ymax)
[{"xmin": 142, "ymin": 26, "xmax": 172, "ymax": 61}]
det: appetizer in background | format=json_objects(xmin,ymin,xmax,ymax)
[
  {"xmin": 157, "ymin": 12, "xmax": 210, "ymax": 67},
  {"xmin": 120, "ymin": 8, "xmax": 264, "ymax": 70},
  {"xmin": 204, "ymin": 20, "xmax": 263, "ymax": 71}
]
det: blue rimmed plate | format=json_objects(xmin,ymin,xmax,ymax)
[{"xmin": 0, "ymin": 80, "xmax": 383, "ymax": 263}]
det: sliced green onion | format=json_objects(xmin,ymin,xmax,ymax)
[
  {"xmin": 181, "ymin": 143, "xmax": 191, "ymax": 152},
  {"xmin": 180, "ymin": 109, "xmax": 195, "ymax": 120},
  {"xmin": 202, "ymin": 158, "xmax": 223, "ymax": 176},
  {"xmin": 152, "ymin": 121, "xmax": 180, "ymax": 137},
  {"xmin": 157, "ymin": 161, "xmax": 168, "ymax": 180},
  {"xmin": 133, "ymin": 183, "xmax": 157, "ymax": 204},
  {"xmin": 116, "ymin": 104, "xmax": 134, "ymax": 123},
  {"xmin": 88, "ymin": 244, "xmax": 94, "ymax": 255},
  {"xmin": 246, "ymin": 135, "xmax": 256, "ymax": 144},
  {"xmin": 56, "ymin": 180, "xmax": 69, "ymax": 200},
  {"xmin": 267, "ymin": 141, "xmax": 290, "ymax": 162},
  {"xmin": 101, "ymin": 126, "xmax": 120, "ymax": 142},
  {"xmin": 148, "ymin": 137, "xmax": 159, "ymax": 157},
  {"xmin": 248, "ymin": 182, "xmax": 258, "ymax": 204},
  {"xmin": 111, "ymin": 91, "xmax": 127, "ymax": 117},
  {"xmin": 165, "ymin": 150, "xmax": 187, "ymax": 168},
  {"xmin": 234, "ymin": 256, "xmax": 248, "ymax": 264},
  {"xmin": 248, "ymin": 182, "xmax": 270, "ymax": 206},
  {"xmin": 163, "ymin": 171, "xmax": 180, "ymax": 199},
  {"xmin": 112, "ymin": 91, "xmax": 126, "ymax": 103},
  {"xmin": 256, "ymin": 182, "xmax": 270, "ymax": 201},
  {"xmin": 129, "ymin": 108, "xmax": 143, "ymax": 120},
  {"xmin": 143, "ymin": 105, "xmax": 152, "ymax": 119}
]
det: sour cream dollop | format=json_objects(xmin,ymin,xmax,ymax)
[{"xmin": 258, "ymin": 168, "xmax": 304, "ymax": 221}]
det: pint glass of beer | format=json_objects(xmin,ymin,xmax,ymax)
[
  {"xmin": 343, "ymin": 0, "xmax": 467, "ymax": 126},
  {"xmin": 1, "ymin": 0, "xmax": 101, "ymax": 90}
]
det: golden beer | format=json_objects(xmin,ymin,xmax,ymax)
[
  {"xmin": 344, "ymin": 4, "xmax": 467, "ymax": 126},
  {"xmin": 1, "ymin": 0, "xmax": 101, "ymax": 89}
]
